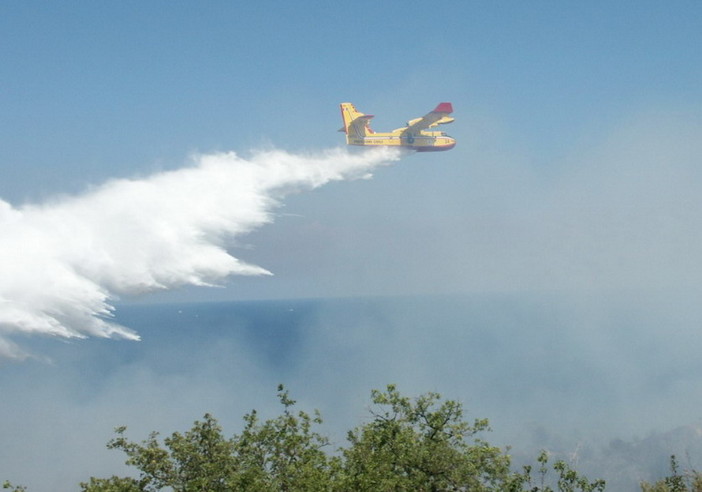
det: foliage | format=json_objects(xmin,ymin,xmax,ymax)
[
  {"xmin": 510, "ymin": 450, "xmax": 606, "ymax": 492},
  {"xmin": 340, "ymin": 384, "xmax": 513, "ymax": 491},
  {"xmin": 640, "ymin": 455, "xmax": 702, "ymax": 492},
  {"xmin": 2, "ymin": 481, "xmax": 27, "ymax": 492},
  {"xmin": 96, "ymin": 412, "xmax": 237, "ymax": 491},
  {"xmin": 230, "ymin": 384, "xmax": 338, "ymax": 491},
  {"xmin": 80, "ymin": 385, "xmax": 335, "ymax": 492},
  {"xmin": 79, "ymin": 476, "xmax": 142, "ymax": 492},
  {"xmin": 5, "ymin": 384, "xmax": 608, "ymax": 491}
]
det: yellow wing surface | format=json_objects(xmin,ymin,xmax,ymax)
[{"xmin": 403, "ymin": 103, "xmax": 455, "ymax": 134}]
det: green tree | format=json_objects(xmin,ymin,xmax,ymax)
[
  {"xmin": 5, "ymin": 384, "xmax": 607, "ymax": 491},
  {"xmin": 231, "ymin": 384, "xmax": 338, "ymax": 491},
  {"xmin": 80, "ymin": 385, "xmax": 336, "ymax": 492},
  {"xmin": 340, "ymin": 384, "xmax": 514, "ymax": 491},
  {"xmin": 511, "ymin": 450, "xmax": 606, "ymax": 492},
  {"xmin": 91, "ymin": 413, "xmax": 237, "ymax": 491},
  {"xmin": 640, "ymin": 455, "xmax": 702, "ymax": 492},
  {"xmin": 79, "ymin": 476, "xmax": 142, "ymax": 492},
  {"xmin": 2, "ymin": 481, "xmax": 27, "ymax": 492}
]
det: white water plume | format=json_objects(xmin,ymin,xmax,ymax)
[{"xmin": 0, "ymin": 147, "xmax": 401, "ymax": 359}]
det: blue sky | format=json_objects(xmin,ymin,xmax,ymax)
[
  {"xmin": 4, "ymin": 1, "xmax": 700, "ymax": 303},
  {"xmin": 2, "ymin": 2, "xmax": 702, "ymax": 488},
  {"xmin": 2, "ymin": 1, "xmax": 699, "ymax": 201}
]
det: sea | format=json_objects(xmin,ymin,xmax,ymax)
[{"xmin": 3, "ymin": 293, "xmax": 702, "ymax": 490}]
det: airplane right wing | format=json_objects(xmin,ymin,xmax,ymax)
[{"xmin": 404, "ymin": 102, "xmax": 454, "ymax": 134}]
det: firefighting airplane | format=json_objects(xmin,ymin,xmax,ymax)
[{"xmin": 339, "ymin": 102, "xmax": 456, "ymax": 152}]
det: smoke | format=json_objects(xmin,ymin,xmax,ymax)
[{"xmin": 0, "ymin": 147, "xmax": 401, "ymax": 359}]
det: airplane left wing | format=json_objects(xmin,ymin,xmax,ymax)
[{"xmin": 404, "ymin": 102, "xmax": 454, "ymax": 134}]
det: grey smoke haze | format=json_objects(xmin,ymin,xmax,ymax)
[
  {"xmin": 239, "ymin": 108, "xmax": 702, "ymax": 299},
  {"xmin": 1, "ymin": 109, "xmax": 702, "ymax": 491},
  {"xmin": 3, "ymin": 292, "xmax": 702, "ymax": 491}
]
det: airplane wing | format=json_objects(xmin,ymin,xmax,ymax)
[{"xmin": 404, "ymin": 102, "xmax": 454, "ymax": 134}]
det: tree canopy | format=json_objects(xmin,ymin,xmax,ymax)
[{"xmin": 5, "ymin": 385, "xmax": 607, "ymax": 491}]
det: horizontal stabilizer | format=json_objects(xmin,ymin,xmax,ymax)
[{"xmin": 339, "ymin": 102, "xmax": 375, "ymax": 137}]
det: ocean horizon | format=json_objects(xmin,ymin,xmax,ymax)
[{"xmin": 3, "ymin": 292, "xmax": 702, "ymax": 490}]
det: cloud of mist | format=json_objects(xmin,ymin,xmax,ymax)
[
  {"xmin": 0, "ymin": 147, "xmax": 400, "ymax": 358},
  {"xmin": 2, "ymin": 111, "xmax": 702, "ymax": 489},
  {"xmin": 248, "ymin": 109, "xmax": 702, "ymax": 299}
]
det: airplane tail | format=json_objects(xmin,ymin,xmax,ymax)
[{"xmin": 339, "ymin": 102, "xmax": 374, "ymax": 140}]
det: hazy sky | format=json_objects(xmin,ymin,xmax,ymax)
[
  {"xmin": 2, "ymin": 1, "xmax": 702, "ymax": 489},
  {"xmin": 0, "ymin": 1, "xmax": 702, "ymax": 304},
  {"xmin": 3, "ymin": 1, "xmax": 701, "ymax": 303}
]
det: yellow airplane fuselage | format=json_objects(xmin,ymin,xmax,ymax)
[{"xmin": 346, "ymin": 130, "xmax": 456, "ymax": 152}]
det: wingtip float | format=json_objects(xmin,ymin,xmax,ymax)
[{"xmin": 339, "ymin": 102, "xmax": 455, "ymax": 152}]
